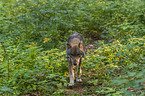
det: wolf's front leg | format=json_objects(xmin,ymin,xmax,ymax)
[
  {"xmin": 76, "ymin": 58, "xmax": 82, "ymax": 82},
  {"xmin": 68, "ymin": 61, "xmax": 74, "ymax": 86}
]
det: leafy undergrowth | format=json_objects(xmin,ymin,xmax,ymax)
[
  {"xmin": 1, "ymin": 0, "xmax": 145, "ymax": 95},
  {"xmin": 0, "ymin": 36, "xmax": 144, "ymax": 95},
  {"xmin": 1, "ymin": 0, "xmax": 145, "ymax": 49}
]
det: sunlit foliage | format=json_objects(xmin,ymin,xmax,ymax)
[{"xmin": 0, "ymin": 0, "xmax": 145, "ymax": 95}]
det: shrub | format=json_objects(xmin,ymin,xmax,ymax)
[
  {"xmin": 1, "ymin": 0, "xmax": 144, "ymax": 49},
  {"xmin": 83, "ymin": 36, "xmax": 145, "ymax": 95}
]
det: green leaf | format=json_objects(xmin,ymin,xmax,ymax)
[
  {"xmin": 57, "ymin": 83, "xmax": 62, "ymax": 88},
  {"xmin": 0, "ymin": 86, "xmax": 13, "ymax": 93},
  {"xmin": 88, "ymin": 79, "xmax": 98, "ymax": 85},
  {"xmin": 140, "ymin": 92, "xmax": 145, "ymax": 96},
  {"xmin": 127, "ymin": 72, "xmax": 136, "ymax": 77},
  {"xmin": 136, "ymin": 70, "xmax": 145, "ymax": 78}
]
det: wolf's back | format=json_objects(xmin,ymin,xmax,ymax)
[{"xmin": 67, "ymin": 32, "xmax": 84, "ymax": 46}]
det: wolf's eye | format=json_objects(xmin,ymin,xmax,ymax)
[
  {"xmin": 67, "ymin": 44, "xmax": 71, "ymax": 49},
  {"xmin": 77, "ymin": 54, "xmax": 80, "ymax": 56},
  {"xmin": 68, "ymin": 45, "xmax": 71, "ymax": 49},
  {"xmin": 68, "ymin": 53, "xmax": 72, "ymax": 56}
]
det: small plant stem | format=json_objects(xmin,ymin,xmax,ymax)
[{"xmin": 1, "ymin": 42, "xmax": 9, "ymax": 81}]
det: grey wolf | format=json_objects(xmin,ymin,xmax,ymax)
[{"xmin": 66, "ymin": 32, "xmax": 85, "ymax": 86}]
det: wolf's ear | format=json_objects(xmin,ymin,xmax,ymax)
[
  {"xmin": 79, "ymin": 50, "xmax": 85, "ymax": 57},
  {"xmin": 79, "ymin": 41, "xmax": 83, "ymax": 48},
  {"xmin": 66, "ymin": 42, "xmax": 71, "ymax": 49}
]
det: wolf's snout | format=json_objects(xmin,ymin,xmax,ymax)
[{"xmin": 73, "ymin": 62, "xmax": 77, "ymax": 65}]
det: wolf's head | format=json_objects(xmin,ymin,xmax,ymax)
[{"xmin": 66, "ymin": 43, "xmax": 84, "ymax": 65}]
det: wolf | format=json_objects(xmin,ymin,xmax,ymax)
[{"xmin": 66, "ymin": 32, "xmax": 85, "ymax": 86}]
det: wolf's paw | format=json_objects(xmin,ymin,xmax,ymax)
[
  {"xmin": 76, "ymin": 79, "xmax": 82, "ymax": 82},
  {"xmin": 68, "ymin": 83, "xmax": 74, "ymax": 88},
  {"xmin": 68, "ymin": 83, "xmax": 74, "ymax": 86}
]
